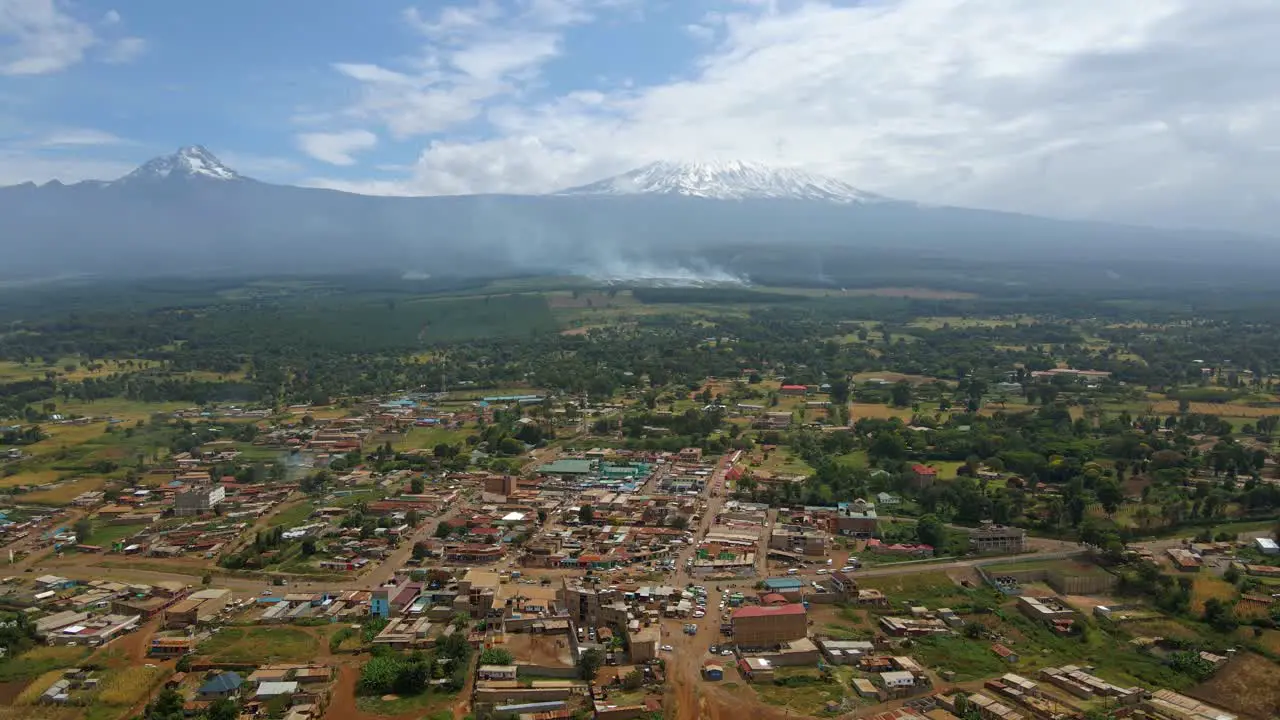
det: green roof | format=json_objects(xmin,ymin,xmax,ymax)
[{"xmin": 537, "ymin": 459, "xmax": 596, "ymax": 475}]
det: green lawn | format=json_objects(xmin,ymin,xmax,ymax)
[
  {"xmin": 268, "ymin": 500, "xmax": 316, "ymax": 529},
  {"xmin": 834, "ymin": 451, "xmax": 868, "ymax": 469},
  {"xmin": 198, "ymin": 626, "xmax": 320, "ymax": 663},
  {"xmin": 84, "ymin": 523, "xmax": 149, "ymax": 547},
  {"xmin": 356, "ymin": 690, "xmax": 456, "ymax": 718},
  {"xmin": 393, "ymin": 427, "xmax": 474, "ymax": 451}
]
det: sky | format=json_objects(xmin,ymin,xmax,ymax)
[{"xmin": 1, "ymin": 0, "xmax": 1278, "ymax": 234}]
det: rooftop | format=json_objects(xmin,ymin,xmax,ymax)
[{"xmin": 733, "ymin": 603, "xmax": 806, "ymax": 620}]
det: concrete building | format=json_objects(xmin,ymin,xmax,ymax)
[
  {"xmin": 1254, "ymin": 537, "xmax": 1279, "ymax": 555},
  {"xmin": 969, "ymin": 524, "xmax": 1027, "ymax": 554},
  {"xmin": 483, "ymin": 475, "xmax": 519, "ymax": 497},
  {"xmin": 834, "ymin": 500, "xmax": 878, "ymax": 537},
  {"xmin": 174, "ymin": 485, "xmax": 226, "ymax": 517},
  {"xmin": 731, "ymin": 604, "xmax": 807, "ymax": 647},
  {"xmin": 162, "ymin": 588, "xmax": 231, "ymax": 628},
  {"xmin": 768, "ymin": 526, "xmax": 829, "ymax": 556}
]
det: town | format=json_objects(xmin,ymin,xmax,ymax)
[{"xmin": 1, "ymin": 350, "xmax": 1278, "ymax": 720}]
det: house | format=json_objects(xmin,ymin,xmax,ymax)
[
  {"xmin": 702, "ymin": 662, "xmax": 724, "ymax": 681},
  {"xmin": 876, "ymin": 492, "xmax": 901, "ymax": 507},
  {"xmin": 198, "ymin": 672, "xmax": 243, "ymax": 700},
  {"xmin": 255, "ymin": 681, "xmax": 300, "ymax": 700},
  {"xmin": 908, "ymin": 465, "xmax": 937, "ymax": 489},
  {"xmin": 779, "ymin": 385, "xmax": 808, "ymax": 396},
  {"xmin": 479, "ymin": 665, "xmax": 519, "ymax": 681},
  {"xmin": 969, "ymin": 524, "xmax": 1027, "ymax": 554},
  {"xmin": 1255, "ymin": 537, "xmax": 1279, "ymax": 555},
  {"xmin": 737, "ymin": 657, "xmax": 775, "ymax": 683},
  {"xmin": 731, "ymin": 604, "xmax": 807, "ymax": 647},
  {"xmin": 834, "ymin": 500, "xmax": 877, "ymax": 537},
  {"xmin": 174, "ymin": 485, "xmax": 226, "ymax": 517},
  {"xmin": 992, "ymin": 643, "xmax": 1019, "ymax": 663}
]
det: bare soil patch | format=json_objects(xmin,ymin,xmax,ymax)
[{"xmin": 1188, "ymin": 652, "xmax": 1280, "ymax": 719}]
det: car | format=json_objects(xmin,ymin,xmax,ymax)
[
  {"xmin": 710, "ymin": 645, "xmax": 720, "ymax": 654},
  {"xmin": 816, "ymin": 569, "xmax": 828, "ymax": 574},
  {"xmin": 720, "ymin": 649, "xmax": 734, "ymax": 656},
  {"xmin": 693, "ymin": 611, "xmax": 706, "ymax": 618},
  {"xmin": 840, "ymin": 566, "xmax": 857, "ymax": 573},
  {"xmin": 260, "ymin": 590, "xmax": 272, "ymax": 595},
  {"xmin": 661, "ymin": 645, "xmax": 674, "ymax": 652}
]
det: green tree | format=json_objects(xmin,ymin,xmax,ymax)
[
  {"xmin": 890, "ymin": 381, "xmax": 912, "ymax": 408},
  {"xmin": 578, "ymin": 647, "xmax": 604, "ymax": 681},
  {"xmin": 479, "ymin": 648, "xmax": 514, "ymax": 665},
  {"xmin": 1095, "ymin": 478, "xmax": 1123, "ymax": 517},
  {"xmin": 143, "ymin": 688, "xmax": 185, "ymax": 720},
  {"xmin": 205, "ymin": 698, "xmax": 239, "ymax": 720},
  {"xmin": 301, "ymin": 537, "xmax": 317, "ymax": 556},
  {"xmin": 579, "ymin": 504, "xmax": 595, "ymax": 525},
  {"xmin": 915, "ymin": 514, "xmax": 946, "ymax": 549}
]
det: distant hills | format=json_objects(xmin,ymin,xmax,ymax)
[{"xmin": 0, "ymin": 147, "xmax": 1273, "ymax": 290}]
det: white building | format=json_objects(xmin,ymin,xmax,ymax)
[
  {"xmin": 1255, "ymin": 537, "xmax": 1279, "ymax": 555},
  {"xmin": 174, "ymin": 485, "xmax": 226, "ymax": 517}
]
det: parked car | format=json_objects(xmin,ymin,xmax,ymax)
[{"xmin": 661, "ymin": 645, "xmax": 674, "ymax": 652}]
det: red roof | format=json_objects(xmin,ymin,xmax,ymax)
[
  {"xmin": 760, "ymin": 593, "xmax": 789, "ymax": 605},
  {"xmin": 733, "ymin": 603, "xmax": 806, "ymax": 619},
  {"xmin": 911, "ymin": 464, "xmax": 937, "ymax": 475},
  {"xmin": 780, "ymin": 384, "xmax": 807, "ymax": 391}
]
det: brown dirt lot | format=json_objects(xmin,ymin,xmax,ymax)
[
  {"xmin": 502, "ymin": 632, "xmax": 574, "ymax": 667},
  {"xmin": 1188, "ymin": 653, "xmax": 1280, "ymax": 719}
]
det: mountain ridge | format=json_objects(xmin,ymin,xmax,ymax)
[{"xmin": 554, "ymin": 159, "xmax": 890, "ymax": 203}]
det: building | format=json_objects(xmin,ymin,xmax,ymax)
[
  {"xmin": 479, "ymin": 665, "xmax": 519, "ymax": 681},
  {"xmin": 969, "ymin": 524, "xmax": 1027, "ymax": 554},
  {"xmin": 174, "ymin": 485, "xmax": 226, "ymax": 517},
  {"xmin": 162, "ymin": 588, "xmax": 232, "ymax": 628},
  {"xmin": 834, "ymin": 500, "xmax": 878, "ymax": 537},
  {"xmin": 908, "ymin": 465, "xmax": 937, "ymax": 489},
  {"xmin": 1017, "ymin": 596, "xmax": 1074, "ymax": 631},
  {"xmin": 483, "ymin": 475, "xmax": 519, "ymax": 497},
  {"xmin": 702, "ymin": 662, "xmax": 724, "ymax": 681},
  {"xmin": 779, "ymin": 385, "xmax": 808, "ymax": 396},
  {"xmin": 737, "ymin": 657, "xmax": 775, "ymax": 682},
  {"xmin": 1142, "ymin": 689, "xmax": 1237, "ymax": 720},
  {"xmin": 149, "ymin": 636, "xmax": 199, "ymax": 657},
  {"xmin": 769, "ymin": 526, "xmax": 829, "ymax": 556},
  {"xmin": 1254, "ymin": 537, "xmax": 1279, "ymax": 555},
  {"xmin": 198, "ymin": 672, "xmax": 243, "ymax": 700},
  {"xmin": 731, "ymin": 604, "xmax": 807, "ymax": 647}
]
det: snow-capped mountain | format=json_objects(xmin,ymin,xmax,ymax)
[
  {"xmin": 554, "ymin": 160, "xmax": 890, "ymax": 203},
  {"xmin": 115, "ymin": 145, "xmax": 243, "ymax": 184}
]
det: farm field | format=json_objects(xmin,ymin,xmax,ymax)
[{"xmin": 197, "ymin": 626, "xmax": 322, "ymax": 664}]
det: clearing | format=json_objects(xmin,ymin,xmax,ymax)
[{"xmin": 198, "ymin": 626, "xmax": 321, "ymax": 664}]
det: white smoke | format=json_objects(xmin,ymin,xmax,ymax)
[{"xmin": 574, "ymin": 258, "xmax": 748, "ymax": 286}]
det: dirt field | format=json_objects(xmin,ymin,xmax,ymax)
[
  {"xmin": 1190, "ymin": 575, "xmax": 1236, "ymax": 614},
  {"xmin": 502, "ymin": 632, "xmax": 574, "ymax": 667},
  {"xmin": 849, "ymin": 403, "xmax": 914, "ymax": 420},
  {"xmin": 1188, "ymin": 652, "xmax": 1280, "ymax": 719},
  {"xmin": 851, "ymin": 371, "xmax": 943, "ymax": 385}
]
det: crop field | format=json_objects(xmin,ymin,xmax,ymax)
[
  {"xmin": 984, "ymin": 558, "xmax": 1113, "ymax": 579},
  {"xmin": 23, "ymin": 476, "xmax": 106, "ymax": 505},
  {"xmin": 1189, "ymin": 575, "xmax": 1236, "ymax": 614},
  {"xmin": 848, "ymin": 403, "xmax": 914, "ymax": 421},
  {"xmin": 198, "ymin": 626, "xmax": 320, "ymax": 663},
  {"xmin": 14, "ymin": 671, "xmax": 65, "ymax": 705},
  {"xmin": 752, "ymin": 667, "xmax": 855, "ymax": 715},
  {"xmin": 93, "ymin": 664, "xmax": 168, "ymax": 714},
  {"xmin": 394, "ymin": 426, "xmax": 474, "ymax": 451}
]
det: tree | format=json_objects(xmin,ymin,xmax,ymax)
[
  {"xmin": 578, "ymin": 647, "xmax": 605, "ymax": 681},
  {"xmin": 890, "ymin": 381, "xmax": 912, "ymax": 408},
  {"xmin": 622, "ymin": 669, "xmax": 644, "ymax": 690},
  {"xmin": 480, "ymin": 648, "xmax": 514, "ymax": 665},
  {"xmin": 301, "ymin": 537, "xmax": 317, "ymax": 556},
  {"xmin": 829, "ymin": 379, "xmax": 850, "ymax": 406},
  {"xmin": 579, "ymin": 504, "xmax": 595, "ymax": 525},
  {"xmin": 1095, "ymin": 478, "xmax": 1123, "ymax": 517},
  {"xmin": 410, "ymin": 476, "xmax": 424, "ymax": 494},
  {"xmin": 669, "ymin": 515, "xmax": 689, "ymax": 531},
  {"xmin": 916, "ymin": 514, "xmax": 946, "ymax": 548},
  {"xmin": 206, "ymin": 698, "xmax": 239, "ymax": 720},
  {"xmin": 175, "ymin": 653, "xmax": 192, "ymax": 672},
  {"xmin": 72, "ymin": 518, "xmax": 93, "ymax": 544},
  {"xmin": 1202, "ymin": 598, "xmax": 1238, "ymax": 633},
  {"xmin": 143, "ymin": 688, "xmax": 185, "ymax": 720}
]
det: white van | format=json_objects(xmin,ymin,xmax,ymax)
[{"xmin": 786, "ymin": 568, "xmax": 799, "ymax": 576}]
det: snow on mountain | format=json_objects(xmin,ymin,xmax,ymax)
[
  {"xmin": 115, "ymin": 145, "xmax": 243, "ymax": 183},
  {"xmin": 554, "ymin": 160, "xmax": 891, "ymax": 203}
]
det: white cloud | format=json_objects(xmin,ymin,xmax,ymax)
[
  {"xmin": 102, "ymin": 9, "xmax": 120, "ymax": 25},
  {"xmin": 296, "ymin": 129, "xmax": 379, "ymax": 166},
  {"xmin": 312, "ymin": 0, "xmax": 1280, "ymax": 234},
  {"xmin": 0, "ymin": 0, "xmax": 97, "ymax": 75},
  {"xmin": 318, "ymin": 1, "xmax": 632, "ymax": 143},
  {"xmin": 38, "ymin": 128, "xmax": 127, "ymax": 146},
  {"xmin": 102, "ymin": 36, "xmax": 146, "ymax": 64},
  {"xmin": 0, "ymin": 149, "xmax": 132, "ymax": 185}
]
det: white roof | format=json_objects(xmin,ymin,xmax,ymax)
[
  {"xmin": 1256, "ymin": 537, "xmax": 1279, "ymax": 549},
  {"xmin": 256, "ymin": 681, "xmax": 299, "ymax": 696},
  {"xmin": 61, "ymin": 625, "xmax": 86, "ymax": 634},
  {"xmin": 501, "ymin": 512, "xmax": 526, "ymax": 522}
]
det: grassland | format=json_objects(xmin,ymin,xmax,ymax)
[
  {"xmin": 751, "ymin": 667, "xmax": 855, "ymax": 715},
  {"xmin": 393, "ymin": 426, "xmax": 474, "ymax": 451},
  {"xmin": 0, "ymin": 646, "xmax": 91, "ymax": 682},
  {"xmin": 356, "ymin": 691, "xmax": 457, "ymax": 718},
  {"xmin": 198, "ymin": 626, "xmax": 321, "ymax": 663}
]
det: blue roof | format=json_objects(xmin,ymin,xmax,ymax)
[
  {"xmin": 200, "ymin": 672, "xmax": 243, "ymax": 694},
  {"xmin": 763, "ymin": 578, "xmax": 803, "ymax": 590}
]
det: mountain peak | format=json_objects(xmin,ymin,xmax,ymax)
[
  {"xmin": 117, "ymin": 145, "xmax": 243, "ymax": 183},
  {"xmin": 553, "ymin": 160, "xmax": 890, "ymax": 203}
]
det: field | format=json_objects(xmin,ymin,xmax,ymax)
[
  {"xmin": 197, "ymin": 626, "xmax": 321, "ymax": 663},
  {"xmin": 751, "ymin": 448, "xmax": 813, "ymax": 477},
  {"xmin": 849, "ymin": 403, "xmax": 914, "ymax": 421},
  {"xmin": 23, "ymin": 476, "xmax": 106, "ymax": 505},
  {"xmin": 1188, "ymin": 652, "xmax": 1280, "ymax": 719},
  {"xmin": 751, "ymin": 667, "xmax": 855, "ymax": 715},
  {"xmin": 84, "ymin": 523, "xmax": 149, "ymax": 548},
  {"xmin": 911, "ymin": 634, "xmax": 1010, "ymax": 681},
  {"xmin": 983, "ymin": 558, "xmax": 1114, "ymax": 579},
  {"xmin": 14, "ymin": 670, "xmax": 66, "ymax": 705},
  {"xmin": 1189, "ymin": 575, "xmax": 1237, "ymax": 614},
  {"xmin": 393, "ymin": 426, "xmax": 474, "ymax": 451},
  {"xmin": 0, "ymin": 646, "xmax": 91, "ymax": 683},
  {"xmin": 875, "ymin": 571, "xmax": 977, "ymax": 606}
]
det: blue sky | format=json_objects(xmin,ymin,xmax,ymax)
[{"xmin": 1, "ymin": 0, "xmax": 1278, "ymax": 234}]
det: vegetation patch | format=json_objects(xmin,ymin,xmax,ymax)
[{"xmin": 198, "ymin": 626, "xmax": 319, "ymax": 664}]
